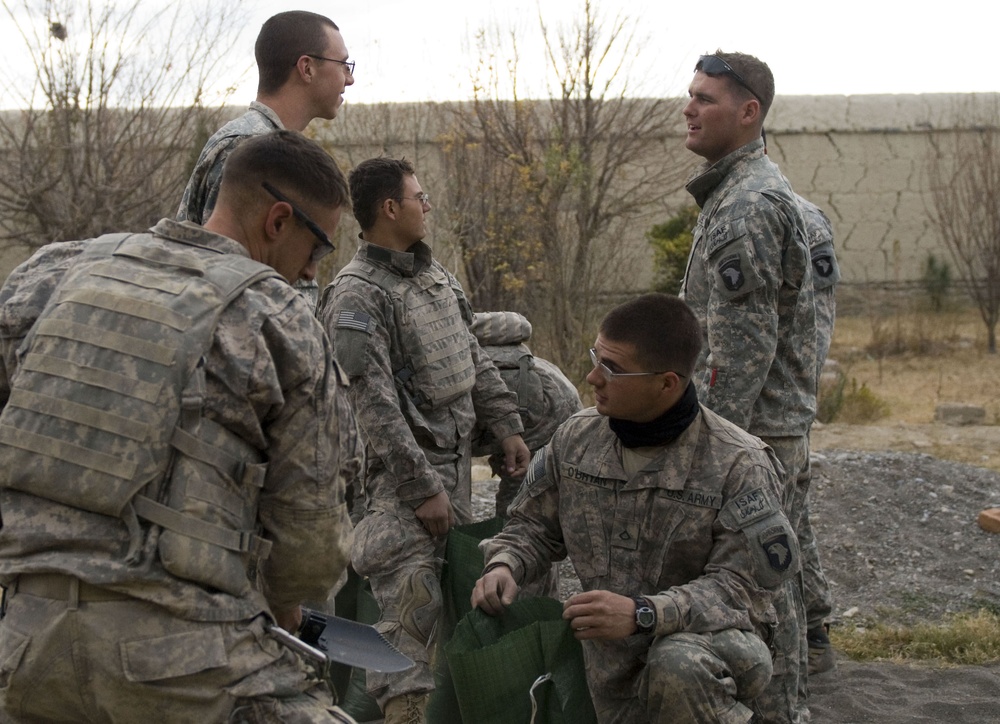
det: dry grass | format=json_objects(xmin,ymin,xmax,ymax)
[
  {"xmin": 832, "ymin": 610, "xmax": 1000, "ymax": 666},
  {"xmin": 827, "ymin": 306, "xmax": 1000, "ymax": 426}
]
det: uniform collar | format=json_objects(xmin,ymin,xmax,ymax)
[
  {"xmin": 686, "ymin": 137, "xmax": 765, "ymax": 207},
  {"xmin": 356, "ymin": 236, "xmax": 434, "ymax": 277},
  {"xmin": 248, "ymin": 101, "xmax": 284, "ymax": 130},
  {"xmin": 149, "ymin": 218, "xmax": 251, "ymax": 258}
]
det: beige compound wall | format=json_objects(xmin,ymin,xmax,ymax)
[{"xmin": 1, "ymin": 93, "xmax": 992, "ymax": 295}]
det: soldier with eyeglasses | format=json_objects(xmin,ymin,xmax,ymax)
[
  {"xmin": 473, "ymin": 293, "xmax": 800, "ymax": 724},
  {"xmin": 317, "ymin": 156, "xmax": 531, "ymax": 724},
  {"xmin": 0, "ymin": 131, "xmax": 355, "ymax": 723},
  {"xmin": 177, "ymin": 10, "xmax": 355, "ymax": 309}
]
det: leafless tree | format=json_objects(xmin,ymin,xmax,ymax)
[
  {"xmin": 927, "ymin": 96, "xmax": 1000, "ymax": 353},
  {"xmin": 0, "ymin": 0, "xmax": 246, "ymax": 253},
  {"xmin": 440, "ymin": 0, "xmax": 692, "ymax": 373}
]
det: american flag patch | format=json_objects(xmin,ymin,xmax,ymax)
[{"xmin": 335, "ymin": 310, "xmax": 374, "ymax": 333}]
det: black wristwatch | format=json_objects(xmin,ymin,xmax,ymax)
[{"xmin": 633, "ymin": 596, "xmax": 656, "ymax": 634}]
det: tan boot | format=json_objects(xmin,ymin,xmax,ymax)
[{"xmin": 382, "ymin": 693, "xmax": 429, "ymax": 724}]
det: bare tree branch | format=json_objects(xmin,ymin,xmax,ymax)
[
  {"xmin": 441, "ymin": 1, "xmax": 693, "ymax": 374},
  {"xmin": 0, "ymin": 0, "xmax": 247, "ymax": 252},
  {"xmin": 926, "ymin": 96, "xmax": 1000, "ymax": 353}
]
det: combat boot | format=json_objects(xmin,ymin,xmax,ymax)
[
  {"xmin": 383, "ymin": 693, "xmax": 429, "ymax": 724},
  {"xmin": 807, "ymin": 623, "xmax": 836, "ymax": 675}
]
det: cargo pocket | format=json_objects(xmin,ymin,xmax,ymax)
[
  {"xmin": 0, "ymin": 625, "xmax": 30, "ymax": 691},
  {"xmin": 120, "ymin": 627, "xmax": 228, "ymax": 683}
]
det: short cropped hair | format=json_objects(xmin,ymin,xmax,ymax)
[
  {"xmin": 600, "ymin": 294, "xmax": 702, "ymax": 378},
  {"xmin": 348, "ymin": 157, "xmax": 415, "ymax": 231},
  {"xmin": 255, "ymin": 11, "xmax": 339, "ymax": 95},
  {"xmin": 220, "ymin": 130, "xmax": 349, "ymax": 215},
  {"xmin": 709, "ymin": 50, "xmax": 775, "ymax": 122}
]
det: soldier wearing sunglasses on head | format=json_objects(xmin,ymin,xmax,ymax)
[
  {"xmin": 679, "ymin": 51, "xmax": 818, "ymax": 724},
  {"xmin": 0, "ymin": 131, "xmax": 356, "ymax": 723}
]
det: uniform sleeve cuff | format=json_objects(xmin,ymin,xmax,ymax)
[{"xmin": 646, "ymin": 594, "xmax": 681, "ymax": 637}]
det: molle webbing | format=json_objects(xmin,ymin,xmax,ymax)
[
  {"xmin": 338, "ymin": 259, "xmax": 476, "ymax": 409},
  {"xmin": 0, "ymin": 234, "xmax": 275, "ymax": 562}
]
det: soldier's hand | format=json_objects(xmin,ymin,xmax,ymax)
[
  {"xmin": 500, "ymin": 434, "xmax": 531, "ymax": 479},
  {"xmin": 415, "ymin": 490, "xmax": 455, "ymax": 538},
  {"xmin": 273, "ymin": 604, "xmax": 303, "ymax": 634},
  {"xmin": 471, "ymin": 564, "xmax": 518, "ymax": 616},
  {"xmin": 563, "ymin": 590, "xmax": 637, "ymax": 641}
]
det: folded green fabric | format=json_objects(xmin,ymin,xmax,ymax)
[{"xmin": 444, "ymin": 597, "xmax": 597, "ymax": 724}]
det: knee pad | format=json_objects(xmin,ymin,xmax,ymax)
[{"xmin": 399, "ymin": 567, "xmax": 441, "ymax": 646}]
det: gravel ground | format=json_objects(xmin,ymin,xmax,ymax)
[{"xmin": 472, "ymin": 445, "xmax": 1000, "ymax": 627}]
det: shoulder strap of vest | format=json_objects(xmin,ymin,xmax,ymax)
[{"xmin": 336, "ymin": 258, "xmax": 405, "ymax": 297}]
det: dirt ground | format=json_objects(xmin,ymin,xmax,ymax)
[{"xmin": 473, "ymin": 417, "xmax": 1000, "ymax": 723}]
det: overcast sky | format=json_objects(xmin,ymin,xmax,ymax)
[
  {"xmin": 2, "ymin": 0, "xmax": 998, "ymax": 107},
  {"xmin": 243, "ymin": 0, "xmax": 1000, "ymax": 104}
]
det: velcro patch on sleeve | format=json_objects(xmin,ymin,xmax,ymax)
[
  {"xmin": 706, "ymin": 217, "xmax": 748, "ymax": 258},
  {"xmin": 724, "ymin": 487, "xmax": 774, "ymax": 529},
  {"xmin": 335, "ymin": 309, "xmax": 374, "ymax": 334},
  {"xmin": 759, "ymin": 525, "xmax": 794, "ymax": 573}
]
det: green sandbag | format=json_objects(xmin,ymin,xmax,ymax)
[{"xmin": 444, "ymin": 597, "xmax": 597, "ymax": 724}]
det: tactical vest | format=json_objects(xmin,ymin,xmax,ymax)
[
  {"xmin": 337, "ymin": 258, "xmax": 476, "ymax": 410},
  {"xmin": 0, "ymin": 233, "xmax": 279, "ymax": 596},
  {"xmin": 469, "ymin": 311, "xmax": 581, "ymax": 455}
]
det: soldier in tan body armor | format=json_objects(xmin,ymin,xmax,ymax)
[
  {"xmin": 0, "ymin": 131, "xmax": 355, "ymax": 723},
  {"xmin": 317, "ymin": 157, "xmax": 531, "ymax": 724}
]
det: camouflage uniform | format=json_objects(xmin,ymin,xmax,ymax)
[
  {"xmin": 680, "ymin": 138, "xmax": 817, "ymax": 723},
  {"xmin": 317, "ymin": 239, "xmax": 523, "ymax": 709},
  {"xmin": 482, "ymin": 405, "xmax": 800, "ymax": 724},
  {"xmin": 175, "ymin": 102, "xmax": 320, "ymax": 307},
  {"xmin": 797, "ymin": 195, "xmax": 840, "ymax": 379},
  {"xmin": 0, "ymin": 219, "xmax": 354, "ymax": 723},
  {"xmin": 468, "ymin": 311, "xmax": 583, "ymax": 516},
  {"xmin": 796, "ymin": 194, "xmax": 840, "ymax": 633}
]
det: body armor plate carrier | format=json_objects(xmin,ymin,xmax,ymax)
[{"xmin": 0, "ymin": 233, "xmax": 279, "ymax": 596}]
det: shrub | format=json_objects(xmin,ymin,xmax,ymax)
[
  {"xmin": 921, "ymin": 253, "xmax": 953, "ymax": 313},
  {"xmin": 818, "ymin": 373, "xmax": 890, "ymax": 424},
  {"xmin": 647, "ymin": 205, "xmax": 699, "ymax": 294}
]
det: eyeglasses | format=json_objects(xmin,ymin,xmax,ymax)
[
  {"xmin": 262, "ymin": 182, "xmax": 335, "ymax": 263},
  {"xmin": 305, "ymin": 54, "xmax": 355, "ymax": 76},
  {"xmin": 589, "ymin": 348, "xmax": 677, "ymax": 383},
  {"xmin": 695, "ymin": 55, "xmax": 761, "ymax": 104},
  {"xmin": 394, "ymin": 193, "xmax": 431, "ymax": 206}
]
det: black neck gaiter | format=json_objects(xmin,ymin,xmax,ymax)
[{"xmin": 608, "ymin": 382, "xmax": 700, "ymax": 449}]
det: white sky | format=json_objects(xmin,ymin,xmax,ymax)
[
  {"xmin": 1, "ymin": 0, "xmax": 998, "ymax": 107},
  {"xmin": 245, "ymin": 0, "xmax": 999, "ymax": 103}
]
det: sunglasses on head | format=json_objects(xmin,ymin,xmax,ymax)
[{"xmin": 695, "ymin": 55, "xmax": 762, "ymax": 104}]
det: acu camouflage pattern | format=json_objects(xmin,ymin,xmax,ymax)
[
  {"xmin": 795, "ymin": 194, "xmax": 840, "ymax": 376},
  {"xmin": 0, "ymin": 230, "xmax": 280, "ymax": 599},
  {"xmin": 681, "ymin": 139, "xmax": 818, "ymax": 438},
  {"xmin": 0, "ymin": 219, "xmax": 353, "ymax": 622},
  {"xmin": 318, "ymin": 238, "xmax": 522, "ymax": 509},
  {"xmin": 481, "ymin": 404, "xmax": 799, "ymax": 713},
  {"xmin": 317, "ymin": 238, "xmax": 522, "ymax": 707},
  {"xmin": 0, "ymin": 591, "xmax": 354, "ymax": 723},
  {"xmin": 176, "ymin": 102, "xmax": 283, "ymax": 224},
  {"xmin": 468, "ymin": 310, "xmax": 583, "ymax": 516},
  {"xmin": 174, "ymin": 102, "xmax": 320, "ymax": 305}
]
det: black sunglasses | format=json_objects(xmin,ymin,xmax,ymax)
[
  {"xmin": 695, "ymin": 55, "xmax": 762, "ymax": 104},
  {"xmin": 262, "ymin": 182, "xmax": 335, "ymax": 263}
]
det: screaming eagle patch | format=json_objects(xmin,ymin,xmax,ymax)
[
  {"xmin": 811, "ymin": 251, "xmax": 834, "ymax": 278},
  {"xmin": 718, "ymin": 254, "xmax": 745, "ymax": 291},
  {"xmin": 761, "ymin": 528, "xmax": 794, "ymax": 573}
]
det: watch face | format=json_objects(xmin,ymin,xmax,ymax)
[{"xmin": 637, "ymin": 607, "xmax": 655, "ymax": 630}]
